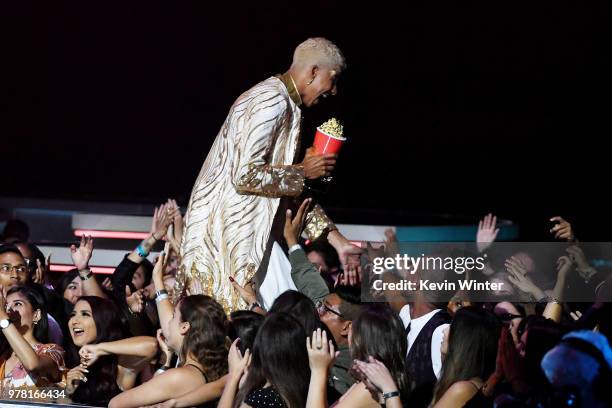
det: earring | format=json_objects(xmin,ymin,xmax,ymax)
[{"xmin": 307, "ymin": 78, "xmax": 315, "ymax": 85}]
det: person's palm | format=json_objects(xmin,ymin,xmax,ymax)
[
  {"xmin": 338, "ymin": 242, "xmax": 362, "ymax": 267},
  {"xmin": 477, "ymin": 213, "xmax": 499, "ymax": 253},
  {"xmin": 70, "ymin": 236, "xmax": 93, "ymax": 270}
]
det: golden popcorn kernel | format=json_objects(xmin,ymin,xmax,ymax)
[{"xmin": 318, "ymin": 118, "xmax": 344, "ymax": 138}]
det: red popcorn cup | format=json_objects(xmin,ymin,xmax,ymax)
[{"xmin": 313, "ymin": 128, "xmax": 346, "ymax": 155}]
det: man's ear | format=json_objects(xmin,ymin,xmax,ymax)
[
  {"xmin": 340, "ymin": 320, "xmax": 352, "ymax": 337},
  {"xmin": 310, "ymin": 65, "xmax": 320, "ymax": 79}
]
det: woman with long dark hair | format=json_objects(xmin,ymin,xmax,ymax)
[
  {"xmin": 268, "ymin": 290, "xmax": 321, "ymax": 336},
  {"xmin": 109, "ymin": 253, "xmax": 229, "ymax": 408},
  {"xmin": 324, "ymin": 305, "xmax": 409, "ymax": 408},
  {"xmin": 160, "ymin": 310, "xmax": 263, "ymax": 408},
  {"xmin": 64, "ymin": 296, "xmax": 157, "ymax": 406},
  {"xmin": 432, "ymin": 306, "xmax": 501, "ymax": 407},
  {"xmin": 0, "ymin": 285, "xmax": 64, "ymax": 391},
  {"xmin": 219, "ymin": 312, "xmax": 310, "ymax": 408}
]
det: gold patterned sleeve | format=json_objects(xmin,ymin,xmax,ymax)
[
  {"xmin": 233, "ymin": 91, "xmax": 305, "ymax": 198},
  {"xmin": 236, "ymin": 163, "xmax": 305, "ymax": 197},
  {"xmin": 304, "ymin": 204, "xmax": 337, "ymax": 241}
]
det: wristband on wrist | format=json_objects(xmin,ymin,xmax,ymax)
[
  {"xmin": 79, "ymin": 269, "xmax": 93, "ymax": 280},
  {"xmin": 382, "ymin": 390, "xmax": 400, "ymax": 402},
  {"xmin": 135, "ymin": 243, "xmax": 149, "ymax": 258},
  {"xmin": 249, "ymin": 301, "xmax": 262, "ymax": 311},
  {"xmin": 156, "ymin": 293, "xmax": 169, "ymax": 304}
]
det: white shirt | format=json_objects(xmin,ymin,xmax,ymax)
[{"xmin": 399, "ymin": 304, "xmax": 449, "ymax": 379}]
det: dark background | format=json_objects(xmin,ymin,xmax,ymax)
[{"xmin": 3, "ymin": 1, "xmax": 611, "ymax": 240}]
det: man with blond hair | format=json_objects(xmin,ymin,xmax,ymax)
[{"xmin": 178, "ymin": 38, "xmax": 360, "ymax": 312}]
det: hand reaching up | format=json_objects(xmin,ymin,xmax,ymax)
[
  {"xmin": 70, "ymin": 236, "xmax": 94, "ymax": 271},
  {"xmin": 283, "ymin": 198, "xmax": 311, "ymax": 247},
  {"xmin": 353, "ymin": 357, "xmax": 399, "ymax": 394},
  {"xmin": 228, "ymin": 338, "xmax": 251, "ymax": 381},
  {"xmin": 550, "ymin": 216, "xmax": 575, "ymax": 241},
  {"xmin": 151, "ymin": 203, "xmax": 178, "ymax": 241},
  {"xmin": 477, "ymin": 213, "xmax": 499, "ymax": 253},
  {"xmin": 306, "ymin": 328, "xmax": 338, "ymax": 374}
]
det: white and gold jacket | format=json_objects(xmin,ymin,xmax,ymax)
[{"xmin": 178, "ymin": 74, "xmax": 334, "ymax": 313}]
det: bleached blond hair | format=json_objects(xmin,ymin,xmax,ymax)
[{"xmin": 291, "ymin": 37, "xmax": 346, "ymax": 71}]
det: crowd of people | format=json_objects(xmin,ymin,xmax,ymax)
[{"xmin": 0, "ymin": 203, "xmax": 610, "ymax": 408}]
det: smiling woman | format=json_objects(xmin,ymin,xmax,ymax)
[
  {"xmin": 0, "ymin": 286, "xmax": 65, "ymax": 395},
  {"xmin": 64, "ymin": 296, "xmax": 157, "ymax": 407}
]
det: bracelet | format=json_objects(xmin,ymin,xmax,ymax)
[
  {"xmin": 155, "ymin": 289, "xmax": 168, "ymax": 298},
  {"xmin": 155, "ymin": 366, "xmax": 169, "ymax": 375},
  {"xmin": 249, "ymin": 302, "xmax": 262, "ymax": 311},
  {"xmin": 79, "ymin": 269, "xmax": 93, "ymax": 280},
  {"xmin": 151, "ymin": 232, "xmax": 160, "ymax": 241},
  {"xmin": 382, "ymin": 390, "xmax": 400, "ymax": 402},
  {"xmin": 156, "ymin": 293, "xmax": 169, "ymax": 304},
  {"xmin": 135, "ymin": 244, "xmax": 149, "ymax": 258}
]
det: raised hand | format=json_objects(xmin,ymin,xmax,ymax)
[
  {"xmin": 229, "ymin": 277, "xmax": 257, "ymax": 306},
  {"xmin": 151, "ymin": 204, "xmax": 178, "ymax": 241},
  {"xmin": 506, "ymin": 256, "xmax": 544, "ymax": 300},
  {"xmin": 354, "ymin": 357, "xmax": 399, "ymax": 394},
  {"xmin": 556, "ymin": 255, "xmax": 573, "ymax": 278},
  {"xmin": 152, "ymin": 250, "xmax": 167, "ymax": 290},
  {"xmin": 283, "ymin": 198, "xmax": 311, "ymax": 247},
  {"xmin": 477, "ymin": 213, "xmax": 499, "ymax": 253},
  {"xmin": 228, "ymin": 338, "xmax": 251, "ymax": 381},
  {"xmin": 70, "ymin": 235, "xmax": 94, "ymax": 271},
  {"xmin": 565, "ymin": 245, "xmax": 589, "ymax": 270},
  {"xmin": 167, "ymin": 199, "xmax": 184, "ymax": 244},
  {"xmin": 336, "ymin": 243, "xmax": 363, "ymax": 286},
  {"xmin": 306, "ymin": 328, "xmax": 338, "ymax": 373},
  {"xmin": 550, "ymin": 216, "xmax": 575, "ymax": 241},
  {"xmin": 34, "ymin": 255, "xmax": 49, "ymax": 285},
  {"xmin": 101, "ymin": 277, "xmax": 114, "ymax": 291},
  {"xmin": 125, "ymin": 286, "xmax": 144, "ymax": 314}
]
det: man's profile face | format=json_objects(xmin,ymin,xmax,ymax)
[{"xmin": 302, "ymin": 67, "xmax": 340, "ymax": 107}]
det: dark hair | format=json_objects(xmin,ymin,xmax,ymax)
[
  {"xmin": 0, "ymin": 244, "xmax": 25, "ymax": 259},
  {"xmin": 68, "ymin": 296, "xmax": 126, "ymax": 406},
  {"xmin": 6, "ymin": 285, "xmax": 49, "ymax": 343},
  {"xmin": 12, "ymin": 241, "xmax": 45, "ymax": 282},
  {"xmin": 235, "ymin": 313, "xmax": 310, "ymax": 408},
  {"xmin": 523, "ymin": 318, "xmax": 564, "ymax": 391},
  {"xmin": 434, "ymin": 307, "xmax": 501, "ymax": 403},
  {"xmin": 55, "ymin": 269, "xmax": 80, "ymax": 301},
  {"xmin": 350, "ymin": 305, "xmax": 409, "ymax": 401},
  {"xmin": 269, "ymin": 290, "xmax": 320, "ymax": 335},
  {"xmin": 228, "ymin": 310, "xmax": 264, "ymax": 354},
  {"xmin": 333, "ymin": 285, "xmax": 362, "ymax": 321},
  {"xmin": 140, "ymin": 258, "xmax": 154, "ymax": 287},
  {"xmin": 179, "ymin": 295, "xmax": 228, "ymax": 382},
  {"xmin": 306, "ymin": 240, "xmax": 341, "ymax": 271},
  {"xmin": 128, "ymin": 254, "xmax": 153, "ymax": 289},
  {"xmin": 1, "ymin": 219, "xmax": 30, "ymax": 243}
]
